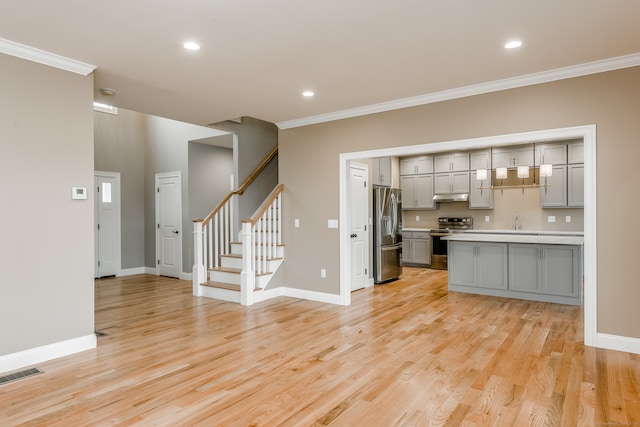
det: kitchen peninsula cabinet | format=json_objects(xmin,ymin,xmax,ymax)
[
  {"xmin": 446, "ymin": 233, "xmax": 583, "ymax": 305},
  {"xmin": 449, "ymin": 241, "xmax": 507, "ymax": 289}
]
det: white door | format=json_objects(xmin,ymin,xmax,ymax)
[
  {"xmin": 94, "ymin": 172, "xmax": 121, "ymax": 278},
  {"xmin": 156, "ymin": 172, "xmax": 182, "ymax": 278},
  {"xmin": 349, "ymin": 163, "xmax": 368, "ymax": 291}
]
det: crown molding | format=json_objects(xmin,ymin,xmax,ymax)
[
  {"xmin": 277, "ymin": 53, "xmax": 640, "ymax": 130},
  {"xmin": 0, "ymin": 38, "xmax": 96, "ymax": 76}
]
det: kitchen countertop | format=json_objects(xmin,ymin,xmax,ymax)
[
  {"xmin": 443, "ymin": 233, "xmax": 584, "ymax": 245},
  {"xmin": 464, "ymin": 229, "xmax": 583, "ymax": 236},
  {"xmin": 402, "ymin": 228, "xmax": 432, "ymax": 232}
]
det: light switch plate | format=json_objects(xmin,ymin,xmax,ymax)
[
  {"xmin": 294, "ymin": 219, "xmax": 300, "ymax": 228},
  {"xmin": 328, "ymin": 219, "xmax": 339, "ymax": 229}
]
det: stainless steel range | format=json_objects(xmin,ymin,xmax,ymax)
[{"xmin": 430, "ymin": 217, "xmax": 473, "ymax": 270}]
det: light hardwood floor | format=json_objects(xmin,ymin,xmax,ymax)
[{"xmin": 1, "ymin": 268, "xmax": 639, "ymax": 426}]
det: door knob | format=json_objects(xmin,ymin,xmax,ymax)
[
  {"xmin": 172, "ymin": 230, "xmax": 179, "ymax": 234},
  {"xmin": 350, "ymin": 233, "xmax": 357, "ymax": 238}
]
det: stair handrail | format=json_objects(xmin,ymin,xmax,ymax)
[
  {"xmin": 241, "ymin": 183, "xmax": 284, "ymax": 226},
  {"xmin": 195, "ymin": 145, "xmax": 278, "ymax": 227}
]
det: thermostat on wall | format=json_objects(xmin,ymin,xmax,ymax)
[{"xmin": 72, "ymin": 187, "xmax": 87, "ymax": 200}]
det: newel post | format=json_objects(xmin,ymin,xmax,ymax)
[
  {"xmin": 193, "ymin": 219, "xmax": 205, "ymax": 296},
  {"xmin": 240, "ymin": 220, "xmax": 255, "ymax": 306}
]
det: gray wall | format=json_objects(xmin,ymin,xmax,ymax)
[
  {"xmin": 279, "ymin": 66, "xmax": 640, "ymax": 340},
  {"xmin": 143, "ymin": 115, "xmax": 228, "ymax": 273},
  {"xmin": 0, "ymin": 54, "xmax": 94, "ymax": 356},
  {"xmin": 187, "ymin": 139, "xmax": 234, "ymax": 268},
  {"xmin": 211, "ymin": 117, "xmax": 279, "ymax": 222},
  {"xmin": 94, "ymin": 109, "xmax": 146, "ymax": 269}
]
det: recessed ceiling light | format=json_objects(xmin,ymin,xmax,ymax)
[
  {"xmin": 183, "ymin": 42, "xmax": 200, "ymax": 51},
  {"xmin": 505, "ymin": 40, "xmax": 522, "ymax": 49},
  {"xmin": 302, "ymin": 91, "xmax": 314, "ymax": 97}
]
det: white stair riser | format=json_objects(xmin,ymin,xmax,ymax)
[
  {"xmin": 230, "ymin": 243, "xmax": 284, "ymax": 258},
  {"xmin": 221, "ymin": 256, "xmax": 281, "ymax": 271},
  {"xmin": 209, "ymin": 271, "xmax": 241, "ymax": 285}
]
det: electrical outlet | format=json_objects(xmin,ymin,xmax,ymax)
[
  {"xmin": 415, "ymin": 215, "xmax": 420, "ymax": 221},
  {"xmin": 294, "ymin": 218, "xmax": 300, "ymax": 228},
  {"xmin": 320, "ymin": 269, "xmax": 326, "ymax": 278},
  {"xmin": 485, "ymin": 216, "xmax": 490, "ymax": 222},
  {"xmin": 548, "ymin": 215, "xmax": 556, "ymax": 223},
  {"xmin": 565, "ymin": 216, "xmax": 571, "ymax": 223}
]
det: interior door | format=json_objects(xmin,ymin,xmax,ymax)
[
  {"xmin": 156, "ymin": 172, "xmax": 182, "ymax": 278},
  {"xmin": 94, "ymin": 172, "xmax": 120, "ymax": 278},
  {"xmin": 349, "ymin": 163, "xmax": 368, "ymax": 291}
]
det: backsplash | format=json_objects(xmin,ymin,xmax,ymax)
[{"xmin": 402, "ymin": 186, "xmax": 584, "ymax": 231}]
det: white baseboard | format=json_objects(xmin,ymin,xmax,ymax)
[
  {"xmin": 253, "ymin": 286, "xmax": 342, "ymax": 305},
  {"xmin": 180, "ymin": 272, "xmax": 193, "ymax": 281},
  {"xmin": 596, "ymin": 333, "xmax": 640, "ymax": 355},
  {"xmin": 0, "ymin": 334, "xmax": 97, "ymax": 375},
  {"xmin": 117, "ymin": 267, "xmax": 147, "ymax": 277}
]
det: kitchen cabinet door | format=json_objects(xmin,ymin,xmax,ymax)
[
  {"xmin": 400, "ymin": 176, "xmax": 417, "ymax": 209},
  {"xmin": 508, "ymin": 244, "xmax": 541, "ymax": 293},
  {"xmin": 492, "ymin": 145, "xmax": 534, "ymax": 168},
  {"xmin": 434, "ymin": 172, "xmax": 469, "ymax": 194},
  {"xmin": 448, "ymin": 241, "xmax": 477, "ymax": 287},
  {"xmin": 469, "ymin": 170, "xmax": 493, "ymax": 209},
  {"xmin": 542, "ymin": 246, "xmax": 580, "ymax": 297},
  {"xmin": 372, "ymin": 157, "xmax": 392, "ymax": 186},
  {"xmin": 400, "ymin": 174, "xmax": 435, "ymax": 209},
  {"xmin": 470, "ymin": 149, "xmax": 491, "ymax": 170},
  {"xmin": 540, "ymin": 165, "xmax": 567, "ymax": 208},
  {"xmin": 568, "ymin": 141, "xmax": 584, "ymax": 164},
  {"xmin": 434, "ymin": 152, "xmax": 469, "ymax": 173},
  {"xmin": 539, "ymin": 144, "xmax": 567, "ymax": 165},
  {"xmin": 477, "ymin": 243, "xmax": 508, "ymax": 289},
  {"xmin": 400, "ymin": 155, "xmax": 433, "ymax": 175},
  {"xmin": 567, "ymin": 164, "xmax": 584, "ymax": 207}
]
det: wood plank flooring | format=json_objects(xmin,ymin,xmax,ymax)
[{"xmin": 1, "ymin": 268, "xmax": 639, "ymax": 426}]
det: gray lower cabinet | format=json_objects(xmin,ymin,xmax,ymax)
[
  {"xmin": 449, "ymin": 241, "xmax": 507, "ymax": 289},
  {"xmin": 402, "ymin": 231, "xmax": 431, "ymax": 266},
  {"xmin": 449, "ymin": 241, "xmax": 582, "ymax": 305}
]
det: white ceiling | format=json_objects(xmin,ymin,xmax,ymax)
[{"xmin": 1, "ymin": 0, "xmax": 640, "ymax": 129}]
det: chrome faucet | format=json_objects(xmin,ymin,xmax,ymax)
[{"xmin": 514, "ymin": 211, "xmax": 520, "ymax": 230}]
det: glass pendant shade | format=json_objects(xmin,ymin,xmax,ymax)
[
  {"xmin": 476, "ymin": 169, "xmax": 488, "ymax": 181},
  {"xmin": 517, "ymin": 166, "xmax": 530, "ymax": 179},
  {"xmin": 540, "ymin": 164, "xmax": 553, "ymax": 177},
  {"xmin": 496, "ymin": 167, "xmax": 508, "ymax": 179}
]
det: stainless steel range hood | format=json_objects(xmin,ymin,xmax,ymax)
[{"xmin": 433, "ymin": 193, "xmax": 469, "ymax": 202}]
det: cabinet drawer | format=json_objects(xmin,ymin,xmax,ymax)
[{"xmin": 412, "ymin": 231, "xmax": 430, "ymax": 239}]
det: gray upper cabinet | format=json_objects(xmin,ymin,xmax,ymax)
[
  {"xmin": 492, "ymin": 144, "xmax": 534, "ymax": 168},
  {"xmin": 568, "ymin": 164, "xmax": 584, "ymax": 207},
  {"xmin": 538, "ymin": 143, "xmax": 567, "ymax": 165},
  {"xmin": 469, "ymin": 170, "xmax": 493, "ymax": 209},
  {"xmin": 540, "ymin": 165, "xmax": 567, "ymax": 207},
  {"xmin": 470, "ymin": 149, "xmax": 491, "ymax": 170},
  {"xmin": 568, "ymin": 141, "xmax": 584, "ymax": 164},
  {"xmin": 434, "ymin": 171, "xmax": 470, "ymax": 194},
  {"xmin": 400, "ymin": 174, "xmax": 436, "ymax": 209},
  {"xmin": 434, "ymin": 152, "xmax": 469, "ymax": 173},
  {"xmin": 372, "ymin": 157, "xmax": 392, "ymax": 186},
  {"xmin": 400, "ymin": 155, "xmax": 433, "ymax": 175}
]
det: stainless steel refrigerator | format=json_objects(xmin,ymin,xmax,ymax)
[{"xmin": 373, "ymin": 186, "xmax": 402, "ymax": 283}]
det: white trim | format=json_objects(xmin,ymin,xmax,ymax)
[
  {"xmin": 0, "ymin": 334, "xmax": 96, "ymax": 375},
  {"xmin": 250, "ymin": 287, "xmax": 343, "ymax": 305},
  {"xmin": 180, "ymin": 272, "xmax": 193, "ymax": 281},
  {"xmin": 597, "ymin": 333, "xmax": 640, "ymax": 355},
  {"xmin": 348, "ymin": 161, "xmax": 370, "ymax": 293},
  {"xmin": 339, "ymin": 125, "xmax": 602, "ymax": 349},
  {"xmin": 145, "ymin": 267, "xmax": 157, "ymax": 275},
  {"xmin": 117, "ymin": 267, "xmax": 147, "ymax": 277},
  {"xmin": 0, "ymin": 37, "xmax": 96, "ymax": 76},
  {"xmin": 277, "ymin": 53, "xmax": 640, "ymax": 130}
]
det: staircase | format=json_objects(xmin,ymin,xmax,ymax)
[{"xmin": 192, "ymin": 147, "xmax": 284, "ymax": 305}]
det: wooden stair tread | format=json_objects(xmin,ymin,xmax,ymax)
[
  {"xmin": 202, "ymin": 282, "xmax": 264, "ymax": 292},
  {"xmin": 208, "ymin": 266, "xmax": 273, "ymax": 276}
]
